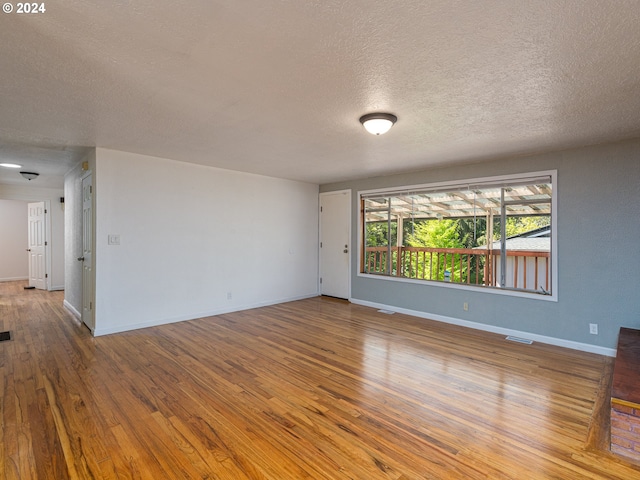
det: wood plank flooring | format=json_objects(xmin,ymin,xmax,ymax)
[{"xmin": 1, "ymin": 280, "xmax": 639, "ymax": 479}]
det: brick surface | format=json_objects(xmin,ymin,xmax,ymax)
[
  {"xmin": 612, "ymin": 409, "xmax": 640, "ymax": 424},
  {"xmin": 612, "ymin": 434, "xmax": 634, "ymax": 449},
  {"xmin": 612, "ymin": 444, "xmax": 640, "ymax": 461},
  {"xmin": 612, "ymin": 426, "xmax": 640, "ymax": 442},
  {"xmin": 611, "ymin": 416, "xmax": 632, "ymax": 431},
  {"xmin": 612, "ymin": 403, "xmax": 635, "ymax": 415},
  {"xmin": 610, "ymin": 406, "xmax": 640, "ymax": 460}
]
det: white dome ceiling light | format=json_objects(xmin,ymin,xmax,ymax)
[
  {"xmin": 20, "ymin": 171, "xmax": 39, "ymax": 180},
  {"xmin": 359, "ymin": 113, "xmax": 398, "ymax": 135}
]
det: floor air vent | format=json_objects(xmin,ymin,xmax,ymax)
[
  {"xmin": 505, "ymin": 335, "xmax": 533, "ymax": 345},
  {"xmin": 0, "ymin": 331, "xmax": 11, "ymax": 342},
  {"xmin": 377, "ymin": 309, "xmax": 396, "ymax": 315}
]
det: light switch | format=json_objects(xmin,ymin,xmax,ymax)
[{"xmin": 108, "ymin": 234, "xmax": 120, "ymax": 245}]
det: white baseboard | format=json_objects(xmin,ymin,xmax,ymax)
[
  {"xmin": 92, "ymin": 293, "xmax": 318, "ymax": 337},
  {"xmin": 350, "ymin": 298, "xmax": 616, "ymax": 357},
  {"xmin": 0, "ymin": 276, "xmax": 28, "ymax": 282},
  {"xmin": 49, "ymin": 285, "xmax": 64, "ymax": 291},
  {"xmin": 63, "ymin": 300, "xmax": 81, "ymax": 320}
]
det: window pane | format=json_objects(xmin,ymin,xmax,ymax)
[
  {"xmin": 364, "ymin": 198, "xmax": 397, "ymax": 275},
  {"xmin": 361, "ymin": 177, "xmax": 553, "ymax": 295}
]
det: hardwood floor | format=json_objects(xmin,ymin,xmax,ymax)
[{"xmin": 1, "ymin": 280, "xmax": 638, "ymax": 479}]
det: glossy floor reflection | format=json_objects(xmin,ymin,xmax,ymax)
[{"xmin": 1, "ymin": 281, "xmax": 637, "ymax": 479}]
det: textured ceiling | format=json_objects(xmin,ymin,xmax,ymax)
[{"xmin": 1, "ymin": 0, "xmax": 640, "ymax": 188}]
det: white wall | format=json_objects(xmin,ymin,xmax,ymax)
[
  {"xmin": 0, "ymin": 199, "xmax": 28, "ymax": 281},
  {"xmin": 93, "ymin": 148, "xmax": 319, "ymax": 335},
  {"xmin": 0, "ymin": 184, "xmax": 65, "ymax": 289}
]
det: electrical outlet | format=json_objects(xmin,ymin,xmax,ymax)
[
  {"xmin": 463, "ymin": 302, "xmax": 469, "ymax": 311},
  {"xmin": 589, "ymin": 323, "xmax": 598, "ymax": 335},
  {"xmin": 227, "ymin": 292, "xmax": 232, "ymax": 300}
]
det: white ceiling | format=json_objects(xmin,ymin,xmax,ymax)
[{"xmin": 1, "ymin": 1, "xmax": 640, "ymax": 188}]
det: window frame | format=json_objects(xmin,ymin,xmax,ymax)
[{"xmin": 357, "ymin": 170, "xmax": 558, "ymax": 302}]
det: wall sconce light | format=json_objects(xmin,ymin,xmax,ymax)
[
  {"xmin": 20, "ymin": 171, "xmax": 39, "ymax": 181},
  {"xmin": 359, "ymin": 113, "xmax": 398, "ymax": 135}
]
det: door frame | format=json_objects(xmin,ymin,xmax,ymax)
[{"xmin": 318, "ymin": 189, "xmax": 351, "ymax": 300}]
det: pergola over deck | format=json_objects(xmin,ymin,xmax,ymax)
[{"xmin": 364, "ymin": 182, "xmax": 552, "ymax": 222}]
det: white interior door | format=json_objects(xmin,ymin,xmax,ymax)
[
  {"xmin": 27, "ymin": 202, "xmax": 47, "ymax": 290},
  {"xmin": 319, "ymin": 190, "xmax": 351, "ymax": 299},
  {"xmin": 81, "ymin": 174, "xmax": 95, "ymax": 331}
]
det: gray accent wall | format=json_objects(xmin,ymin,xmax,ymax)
[{"xmin": 320, "ymin": 138, "xmax": 640, "ymax": 350}]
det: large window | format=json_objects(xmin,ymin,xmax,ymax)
[{"xmin": 361, "ymin": 172, "xmax": 554, "ymax": 296}]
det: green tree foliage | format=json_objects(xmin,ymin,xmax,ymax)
[
  {"xmin": 365, "ymin": 221, "xmax": 397, "ymax": 247},
  {"xmin": 504, "ymin": 216, "xmax": 550, "ymax": 238},
  {"xmin": 405, "ymin": 219, "xmax": 467, "ymax": 281},
  {"xmin": 406, "ymin": 219, "xmax": 463, "ymax": 249},
  {"xmin": 455, "ymin": 218, "xmax": 486, "ymax": 248},
  {"xmin": 364, "ymin": 221, "xmax": 398, "ymax": 274}
]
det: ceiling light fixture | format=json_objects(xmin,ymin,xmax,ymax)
[
  {"xmin": 0, "ymin": 163, "xmax": 22, "ymax": 168},
  {"xmin": 20, "ymin": 171, "xmax": 39, "ymax": 181},
  {"xmin": 359, "ymin": 113, "xmax": 397, "ymax": 135}
]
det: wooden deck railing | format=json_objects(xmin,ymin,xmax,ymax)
[{"xmin": 365, "ymin": 246, "xmax": 550, "ymax": 292}]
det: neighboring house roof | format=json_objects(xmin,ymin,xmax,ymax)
[
  {"xmin": 510, "ymin": 225, "xmax": 550, "ymax": 239},
  {"xmin": 488, "ymin": 237, "xmax": 550, "ymax": 252},
  {"xmin": 475, "ymin": 226, "xmax": 551, "ymax": 252}
]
